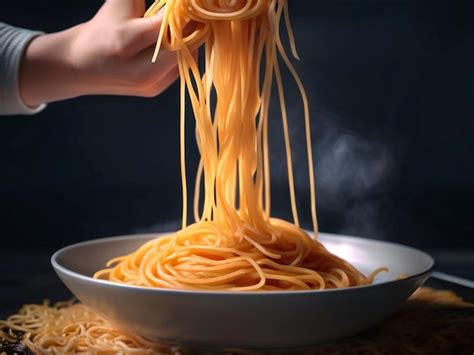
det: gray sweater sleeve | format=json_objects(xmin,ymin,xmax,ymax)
[{"xmin": 0, "ymin": 22, "xmax": 46, "ymax": 115}]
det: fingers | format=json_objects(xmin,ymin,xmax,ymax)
[
  {"xmin": 130, "ymin": 12, "xmax": 164, "ymax": 48},
  {"xmin": 116, "ymin": 11, "xmax": 163, "ymax": 57},
  {"xmin": 129, "ymin": 0, "xmax": 146, "ymax": 18},
  {"xmin": 128, "ymin": 13, "xmax": 197, "ymax": 56},
  {"xmin": 85, "ymin": 64, "xmax": 179, "ymax": 97},
  {"xmin": 105, "ymin": 0, "xmax": 146, "ymax": 19},
  {"xmin": 143, "ymin": 66, "xmax": 180, "ymax": 97},
  {"xmin": 128, "ymin": 45, "xmax": 180, "ymax": 97},
  {"xmin": 102, "ymin": 0, "xmax": 163, "ymax": 57},
  {"xmin": 134, "ymin": 45, "xmax": 177, "ymax": 85}
]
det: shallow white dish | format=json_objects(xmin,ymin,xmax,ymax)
[{"xmin": 52, "ymin": 232, "xmax": 433, "ymax": 349}]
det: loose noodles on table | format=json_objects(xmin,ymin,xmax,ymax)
[
  {"xmin": 93, "ymin": 0, "xmax": 386, "ymax": 291},
  {"xmin": 1, "ymin": 288, "xmax": 472, "ymax": 354}
]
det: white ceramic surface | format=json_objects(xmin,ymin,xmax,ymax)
[{"xmin": 51, "ymin": 233, "xmax": 433, "ymax": 349}]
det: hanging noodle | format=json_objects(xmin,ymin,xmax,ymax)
[{"xmin": 93, "ymin": 0, "xmax": 386, "ymax": 291}]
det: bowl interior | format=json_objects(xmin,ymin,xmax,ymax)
[{"xmin": 54, "ymin": 234, "xmax": 155, "ymax": 278}]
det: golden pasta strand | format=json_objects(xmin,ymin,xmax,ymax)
[
  {"xmin": 93, "ymin": 0, "xmax": 380, "ymax": 291},
  {"xmin": 2, "ymin": 290, "xmax": 472, "ymax": 353}
]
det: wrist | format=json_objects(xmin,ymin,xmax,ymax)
[{"xmin": 19, "ymin": 25, "xmax": 89, "ymax": 107}]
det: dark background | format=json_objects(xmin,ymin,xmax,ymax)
[{"xmin": 0, "ymin": 0, "xmax": 473, "ymax": 313}]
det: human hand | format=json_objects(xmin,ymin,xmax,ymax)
[{"xmin": 20, "ymin": 0, "xmax": 178, "ymax": 107}]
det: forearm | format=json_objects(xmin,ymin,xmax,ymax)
[
  {"xmin": 3, "ymin": 1, "xmax": 178, "ymax": 115},
  {"xmin": 19, "ymin": 25, "xmax": 87, "ymax": 107}
]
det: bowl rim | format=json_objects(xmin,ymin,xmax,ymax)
[{"xmin": 51, "ymin": 232, "xmax": 434, "ymax": 297}]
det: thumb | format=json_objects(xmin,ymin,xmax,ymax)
[
  {"xmin": 120, "ymin": 12, "xmax": 164, "ymax": 56},
  {"xmin": 104, "ymin": 0, "xmax": 147, "ymax": 19}
]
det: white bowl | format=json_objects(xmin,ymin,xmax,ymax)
[{"xmin": 51, "ymin": 233, "xmax": 433, "ymax": 349}]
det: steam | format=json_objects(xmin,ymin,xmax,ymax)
[
  {"xmin": 135, "ymin": 219, "xmax": 181, "ymax": 234},
  {"xmin": 317, "ymin": 130, "xmax": 392, "ymax": 199},
  {"xmin": 315, "ymin": 123, "xmax": 395, "ymax": 239},
  {"xmin": 268, "ymin": 104, "xmax": 395, "ymax": 239}
]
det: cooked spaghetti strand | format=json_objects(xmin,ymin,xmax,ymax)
[{"xmin": 94, "ymin": 0, "xmax": 380, "ymax": 291}]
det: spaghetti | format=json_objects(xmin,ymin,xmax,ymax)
[
  {"xmin": 1, "ymin": 288, "xmax": 472, "ymax": 353},
  {"xmin": 93, "ymin": 0, "xmax": 385, "ymax": 290},
  {"xmin": 0, "ymin": 300, "xmax": 169, "ymax": 354}
]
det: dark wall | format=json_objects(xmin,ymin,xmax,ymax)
[{"xmin": 1, "ymin": 0, "xmax": 473, "ymax": 250}]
